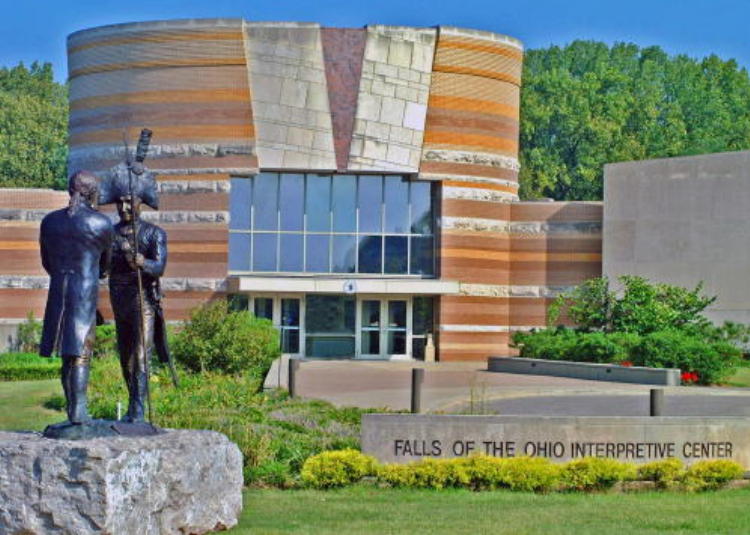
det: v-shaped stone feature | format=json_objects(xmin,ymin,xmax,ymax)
[{"xmin": 321, "ymin": 28, "xmax": 367, "ymax": 172}]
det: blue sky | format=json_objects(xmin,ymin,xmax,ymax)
[{"xmin": 1, "ymin": 0, "xmax": 748, "ymax": 82}]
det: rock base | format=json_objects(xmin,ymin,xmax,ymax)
[{"xmin": 0, "ymin": 429, "xmax": 243, "ymax": 534}]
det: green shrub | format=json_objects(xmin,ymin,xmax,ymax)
[
  {"xmin": 514, "ymin": 327, "xmax": 740, "ymax": 385},
  {"xmin": 93, "ymin": 324, "xmax": 117, "ymax": 359},
  {"xmin": 513, "ymin": 328, "xmax": 580, "ymax": 361},
  {"xmin": 566, "ymin": 331, "xmax": 630, "ymax": 363},
  {"xmin": 83, "ymin": 356, "xmax": 370, "ymax": 487},
  {"xmin": 631, "ymin": 330, "xmax": 741, "ymax": 385},
  {"xmin": 15, "ymin": 311, "xmax": 42, "ymax": 353},
  {"xmin": 0, "ymin": 352, "xmax": 60, "ymax": 381},
  {"xmin": 172, "ymin": 300, "xmax": 280, "ymax": 378},
  {"xmin": 637, "ymin": 458, "xmax": 684, "ymax": 488},
  {"xmin": 301, "ymin": 449, "xmax": 377, "ymax": 489},
  {"xmin": 513, "ymin": 329, "xmax": 641, "ymax": 364},
  {"xmin": 682, "ymin": 460, "xmax": 744, "ymax": 491},
  {"xmin": 515, "ymin": 276, "xmax": 745, "ymax": 384},
  {"xmin": 247, "ymin": 460, "xmax": 295, "ymax": 489},
  {"xmin": 496, "ymin": 456, "xmax": 561, "ymax": 492},
  {"xmin": 560, "ymin": 457, "xmax": 635, "ymax": 491},
  {"xmin": 548, "ymin": 276, "xmax": 715, "ymax": 334}
]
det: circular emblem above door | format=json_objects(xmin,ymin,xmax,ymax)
[{"xmin": 343, "ymin": 280, "xmax": 357, "ymax": 294}]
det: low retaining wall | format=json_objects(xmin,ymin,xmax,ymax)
[
  {"xmin": 488, "ymin": 356, "xmax": 680, "ymax": 386},
  {"xmin": 361, "ymin": 414, "xmax": 750, "ymax": 466}
]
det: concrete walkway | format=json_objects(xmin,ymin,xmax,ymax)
[{"xmin": 267, "ymin": 359, "xmax": 750, "ymax": 413}]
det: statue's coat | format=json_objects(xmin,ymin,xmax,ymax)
[{"xmin": 39, "ymin": 205, "xmax": 115, "ymax": 357}]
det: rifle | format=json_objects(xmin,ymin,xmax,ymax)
[{"xmin": 122, "ymin": 129, "xmax": 178, "ymax": 427}]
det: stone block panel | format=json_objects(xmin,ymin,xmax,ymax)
[
  {"xmin": 347, "ymin": 26, "xmax": 437, "ymax": 172},
  {"xmin": 245, "ymin": 22, "xmax": 336, "ymax": 170}
]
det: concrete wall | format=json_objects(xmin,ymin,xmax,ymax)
[{"xmin": 604, "ymin": 150, "xmax": 750, "ymax": 325}]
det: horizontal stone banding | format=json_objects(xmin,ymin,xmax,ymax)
[
  {"xmin": 70, "ymin": 125, "xmax": 254, "ymax": 146},
  {"xmin": 70, "ymin": 102, "xmax": 253, "ymax": 131},
  {"xmin": 424, "ymin": 163, "xmax": 518, "ymax": 182},
  {"xmin": 426, "ymin": 106, "xmax": 518, "ymax": 132},
  {"xmin": 70, "ymin": 66, "xmax": 251, "ymax": 100},
  {"xmin": 432, "ymin": 64, "xmax": 519, "ymax": 86},
  {"xmin": 511, "ymin": 202, "xmax": 603, "ymax": 221},
  {"xmin": 68, "ymin": 30, "xmax": 245, "ymax": 54},
  {"xmin": 442, "ymin": 249, "xmax": 601, "ymax": 263},
  {"xmin": 430, "ymin": 75, "xmax": 519, "ymax": 105},
  {"xmin": 427, "ymin": 94, "xmax": 517, "ymax": 120},
  {"xmin": 437, "ymin": 38, "xmax": 523, "ymax": 61},
  {"xmin": 423, "ymin": 131, "xmax": 517, "ymax": 153},
  {"xmin": 442, "ymin": 198, "xmax": 511, "ymax": 219},
  {"xmin": 441, "ymin": 186, "xmax": 517, "ymax": 203},
  {"xmin": 70, "ymin": 57, "xmax": 247, "ymax": 78},
  {"xmin": 435, "ymin": 49, "xmax": 522, "ymax": 84},
  {"xmin": 70, "ymin": 89, "xmax": 252, "ymax": 112}
]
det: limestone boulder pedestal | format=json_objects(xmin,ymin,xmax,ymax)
[{"xmin": 0, "ymin": 429, "xmax": 243, "ymax": 534}]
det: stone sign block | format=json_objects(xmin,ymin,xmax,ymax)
[
  {"xmin": 0, "ymin": 429, "xmax": 243, "ymax": 534},
  {"xmin": 362, "ymin": 414, "xmax": 750, "ymax": 467}
]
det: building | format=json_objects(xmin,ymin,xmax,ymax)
[
  {"xmin": 0, "ymin": 19, "xmax": 603, "ymax": 359},
  {"xmin": 604, "ymin": 150, "xmax": 750, "ymax": 327}
]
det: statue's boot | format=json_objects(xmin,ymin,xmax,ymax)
[
  {"xmin": 124, "ymin": 371, "xmax": 147, "ymax": 423},
  {"xmin": 68, "ymin": 365, "xmax": 91, "ymax": 424},
  {"xmin": 61, "ymin": 357, "xmax": 72, "ymax": 409}
]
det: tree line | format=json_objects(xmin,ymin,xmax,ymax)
[
  {"xmin": 0, "ymin": 62, "xmax": 67, "ymax": 189},
  {"xmin": 520, "ymin": 41, "xmax": 750, "ymax": 200},
  {"xmin": 3, "ymin": 40, "xmax": 750, "ymax": 198}
]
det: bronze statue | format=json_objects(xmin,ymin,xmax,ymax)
[
  {"xmin": 109, "ymin": 195, "xmax": 168, "ymax": 423},
  {"xmin": 39, "ymin": 171, "xmax": 115, "ymax": 424},
  {"xmin": 41, "ymin": 129, "xmax": 174, "ymax": 439}
]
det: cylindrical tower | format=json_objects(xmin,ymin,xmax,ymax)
[
  {"xmin": 420, "ymin": 27, "xmax": 523, "ymax": 360},
  {"xmin": 64, "ymin": 19, "xmax": 526, "ymax": 360}
]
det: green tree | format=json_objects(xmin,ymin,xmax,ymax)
[
  {"xmin": 0, "ymin": 61, "xmax": 68, "ymax": 189},
  {"xmin": 520, "ymin": 42, "xmax": 750, "ymax": 200},
  {"xmin": 548, "ymin": 275, "xmax": 716, "ymax": 335}
]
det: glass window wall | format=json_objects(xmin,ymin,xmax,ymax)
[{"xmin": 229, "ymin": 174, "xmax": 435, "ymax": 276}]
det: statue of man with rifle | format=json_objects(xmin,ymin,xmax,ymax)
[{"xmin": 104, "ymin": 129, "xmax": 178, "ymax": 425}]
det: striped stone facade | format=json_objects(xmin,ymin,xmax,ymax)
[
  {"xmin": 437, "ymin": 202, "xmax": 602, "ymax": 361},
  {"xmin": 0, "ymin": 20, "xmax": 604, "ymax": 361}
]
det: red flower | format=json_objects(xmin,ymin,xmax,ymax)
[
  {"xmin": 620, "ymin": 361, "xmax": 633, "ymax": 367},
  {"xmin": 681, "ymin": 371, "xmax": 700, "ymax": 384}
]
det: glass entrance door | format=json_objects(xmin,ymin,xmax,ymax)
[
  {"xmin": 360, "ymin": 300, "xmax": 381, "ymax": 358},
  {"xmin": 386, "ymin": 300, "xmax": 408, "ymax": 358},
  {"xmin": 280, "ymin": 298, "xmax": 300, "ymax": 354},
  {"xmin": 248, "ymin": 295, "xmax": 303, "ymax": 357},
  {"xmin": 356, "ymin": 297, "xmax": 411, "ymax": 359}
]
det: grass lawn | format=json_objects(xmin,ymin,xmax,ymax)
[
  {"xmin": 725, "ymin": 365, "xmax": 750, "ymax": 388},
  {"xmin": 0, "ymin": 378, "xmax": 61, "ymax": 431},
  {"xmin": 236, "ymin": 486, "xmax": 750, "ymax": 534},
  {"xmin": 3, "ymin": 377, "xmax": 750, "ymax": 534}
]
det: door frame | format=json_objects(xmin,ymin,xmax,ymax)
[
  {"xmin": 247, "ymin": 293, "xmax": 305, "ymax": 358},
  {"xmin": 354, "ymin": 294, "xmax": 412, "ymax": 360}
]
